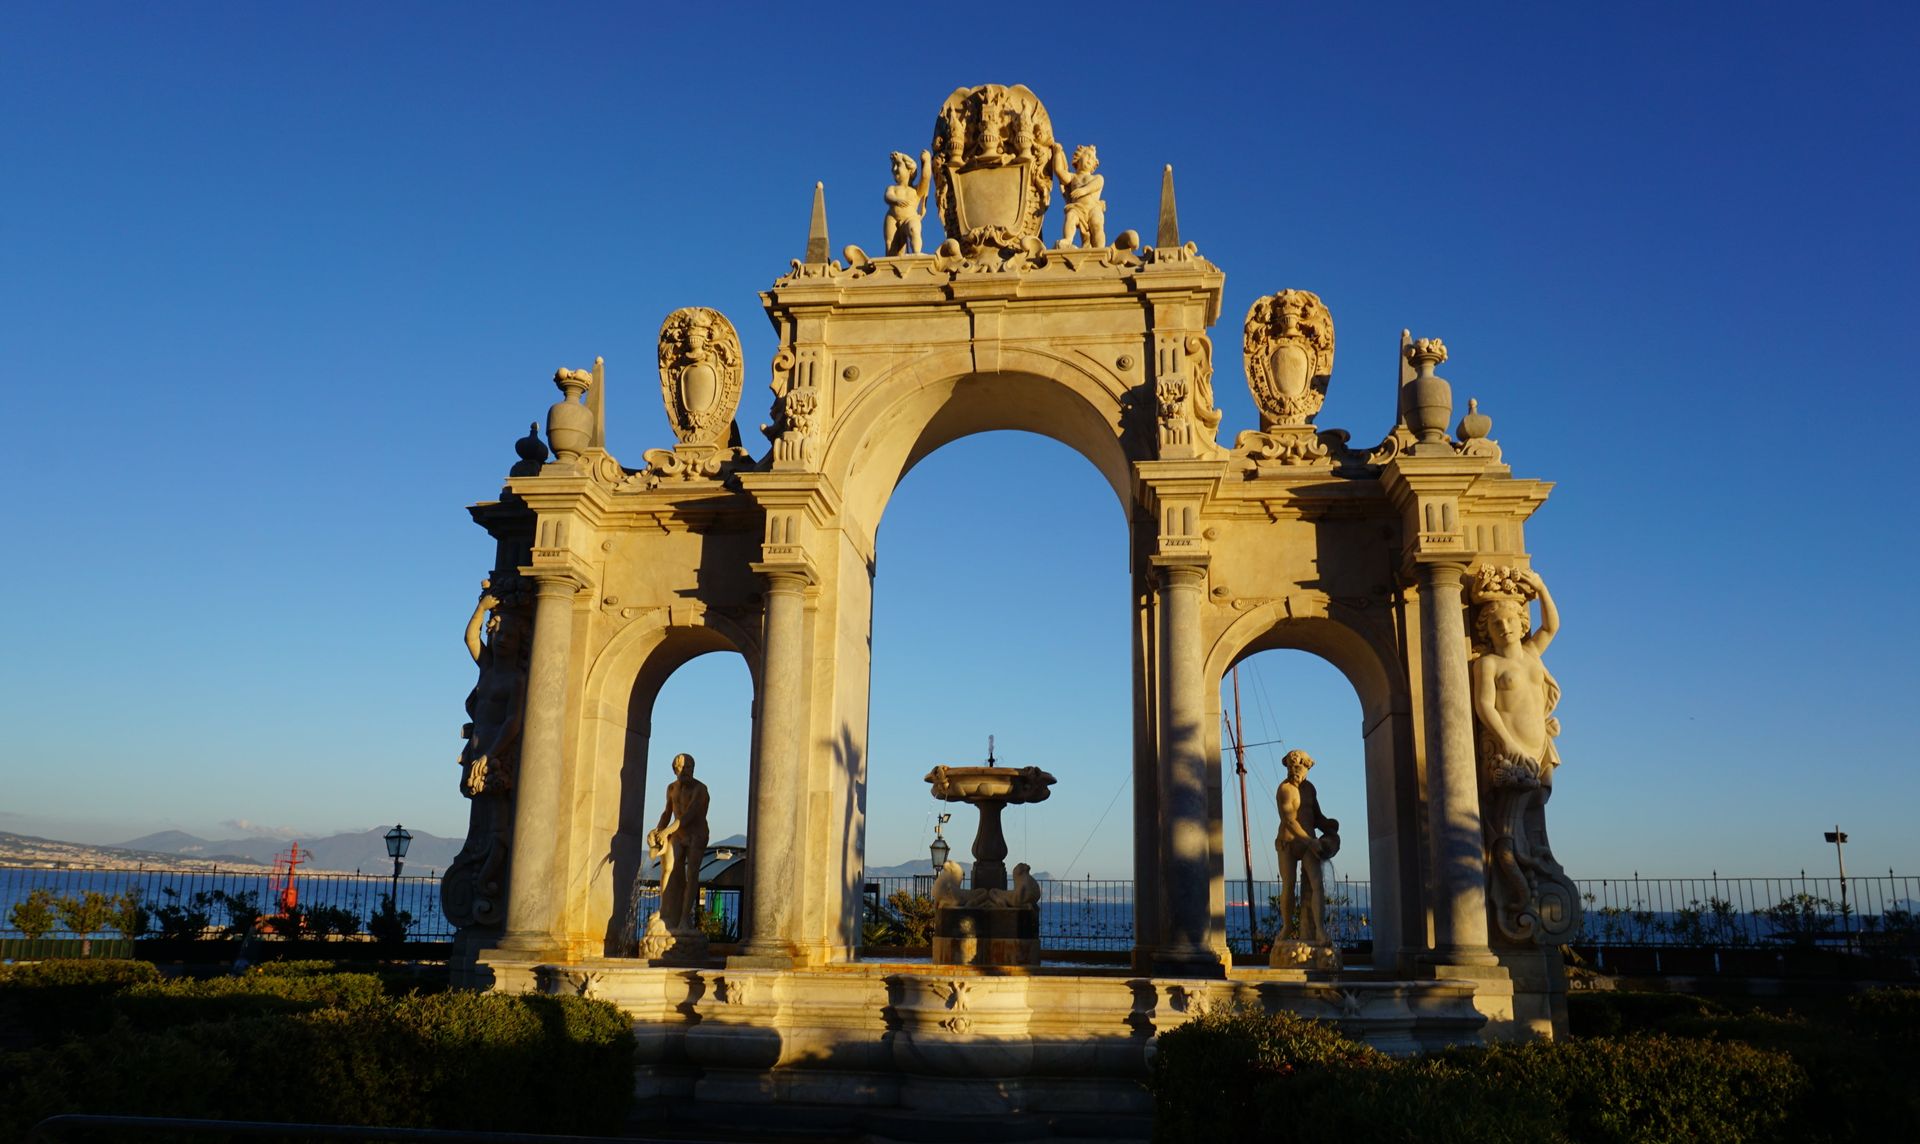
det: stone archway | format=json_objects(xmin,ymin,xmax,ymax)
[{"xmin": 449, "ymin": 82, "xmax": 1577, "ymax": 1079}]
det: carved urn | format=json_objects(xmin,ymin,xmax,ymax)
[
  {"xmin": 1400, "ymin": 338, "xmax": 1453, "ymax": 446},
  {"xmin": 546, "ymin": 369, "xmax": 593, "ymax": 461}
]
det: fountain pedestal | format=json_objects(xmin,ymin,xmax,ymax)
[{"xmin": 924, "ymin": 764, "xmax": 1057, "ymax": 966}]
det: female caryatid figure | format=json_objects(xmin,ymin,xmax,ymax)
[
  {"xmin": 884, "ymin": 149, "xmax": 932, "ymax": 256},
  {"xmin": 1469, "ymin": 566, "xmax": 1578, "ymax": 943}
]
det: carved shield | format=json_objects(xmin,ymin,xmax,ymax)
[
  {"xmin": 931, "ymin": 84, "xmax": 1055, "ymax": 253},
  {"xmin": 1243, "ymin": 290, "xmax": 1334, "ymax": 430},
  {"xmin": 657, "ymin": 307, "xmax": 743, "ymax": 448}
]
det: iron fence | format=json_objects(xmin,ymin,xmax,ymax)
[
  {"xmin": 1575, "ymin": 873, "xmax": 1920, "ymax": 948},
  {"xmin": 7, "ymin": 863, "xmax": 1915, "ymax": 955},
  {"xmin": 0, "ymin": 864, "xmax": 452, "ymax": 944}
]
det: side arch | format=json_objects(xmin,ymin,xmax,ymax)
[
  {"xmin": 1203, "ymin": 599, "xmax": 1419, "ymax": 968},
  {"xmin": 575, "ymin": 612, "xmax": 762, "ymax": 955}
]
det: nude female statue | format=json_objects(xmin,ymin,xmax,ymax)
[
  {"xmin": 458, "ymin": 579, "xmax": 527, "ymax": 797},
  {"xmin": 1470, "ymin": 566, "xmax": 1578, "ymax": 943},
  {"xmin": 884, "ymin": 149, "xmax": 933, "ymax": 256}
]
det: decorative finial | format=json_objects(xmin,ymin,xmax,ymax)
[
  {"xmin": 510, "ymin": 421, "xmax": 548, "ymax": 477},
  {"xmin": 806, "ymin": 181, "xmax": 829, "ymax": 264},
  {"xmin": 1157, "ymin": 164, "xmax": 1180, "ymax": 248},
  {"xmin": 547, "ymin": 368, "xmax": 594, "ymax": 462},
  {"xmin": 1457, "ymin": 397, "xmax": 1492, "ymax": 441},
  {"xmin": 588, "ymin": 356, "xmax": 606, "ymax": 450},
  {"xmin": 987, "ymin": 734, "xmax": 996, "ymax": 767}
]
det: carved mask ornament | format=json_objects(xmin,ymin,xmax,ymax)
[
  {"xmin": 1243, "ymin": 289, "xmax": 1335, "ymax": 430},
  {"xmin": 657, "ymin": 307, "xmax": 743, "ymax": 448},
  {"xmin": 931, "ymin": 84, "xmax": 1057, "ymax": 254}
]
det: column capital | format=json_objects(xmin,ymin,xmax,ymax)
[
  {"xmin": 517, "ymin": 565, "xmax": 588, "ymax": 595},
  {"xmin": 750, "ymin": 560, "xmax": 816, "ymax": 591},
  {"xmin": 1149, "ymin": 556, "xmax": 1209, "ymax": 589},
  {"xmin": 1417, "ymin": 560, "xmax": 1470, "ymax": 588}
]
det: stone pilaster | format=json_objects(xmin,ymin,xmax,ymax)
[
  {"xmin": 1417, "ymin": 561, "xmax": 1497, "ymax": 966},
  {"xmin": 497, "ymin": 567, "xmax": 584, "ymax": 957}
]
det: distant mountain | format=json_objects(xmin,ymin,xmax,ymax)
[{"xmin": 110, "ymin": 828, "xmax": 463, "ymax": 874}]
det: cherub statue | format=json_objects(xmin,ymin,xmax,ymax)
[
  {"xmin": 884, "ymin": 149, "xmax": 933, "ymax": 256},
  {"xmin": 1050, "ymin": 143, "xmax": 1106, "ymax": 248}
]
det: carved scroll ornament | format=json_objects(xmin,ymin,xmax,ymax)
[
  {"xmin": 1244, "ymin": 289, "xmax": 1335, "ymax": 430},
  {"xmin": 657, "ymin": 307, "xmax": 743, "ymax": 448},
  {"xmin": 931, "ymin": 84, "xmax": 1058, "ymax": 254}
]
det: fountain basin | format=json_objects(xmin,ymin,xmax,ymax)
[{"xmin": 925, "ymin": 764, "xmax": 1056, "ymax": 804}]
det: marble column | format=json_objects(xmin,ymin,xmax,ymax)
[
  {"xmin": 734, "ymin": 566, "xmax": 809, "ymax": 966},
  {"xmin": 1418, "ymin": 561, "xmax": 1497, "ymax": 965},
  {"xmin": 498, "ymin": 569, "xmax": 581, "ymax": 955},
  {"xmin": 1152, "ymin": 561, "xmax": 1222, "ymax": 974}
]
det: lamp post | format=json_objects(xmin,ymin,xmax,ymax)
[
  {"xmin": 1824, "ymin": 826, "xmax": 1850, "ymax": 947},
  {"xmin": 930, "ymin": 813, "xmax": 951, "ymax": 872},
  {"xmin": 385, "ymin": 824, "xmax": 412, "ymax": 909}
]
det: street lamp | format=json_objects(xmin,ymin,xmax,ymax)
[
  {"xmin": 1825, "ymin": 826, "xmax": 1850, "ymax": 946},
  {"xmin": 929, "ymin": 813, "xmax": 952, "ymax": 872},
  {"xmin": 385, "ymin": 824, "xmax": 413, "ymax": 908}
]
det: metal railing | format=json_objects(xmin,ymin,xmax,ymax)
[
  {"xmin": 0, "ymin": 864, "xmax": 452, "ymax": 947},
  {"xmin": 7, "ymin": 863, "xmax": 1915, "ymax": 955}
]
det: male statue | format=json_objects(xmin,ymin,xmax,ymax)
[
  {"xmin": 1275, "ymin": 749, "xmax": 1341, "ymax": 947},
  {"xmin": 648, "ymin": 752, "xmax": 711, "ymax": 936}
]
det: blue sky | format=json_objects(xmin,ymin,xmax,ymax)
[{"xmin": 2, "ymin": 4, "xmax": 1914, "ymax": 884}]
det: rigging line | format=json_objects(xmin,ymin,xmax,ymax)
[
  {"xmin": 1219, "ymin": 735, "xmax": 1290, "ymax": 752},
  {"xmin": 1246, "ymin": 658, "xmax": 1288, "ymax": 879},
  {"xmin": 1059, "ymin": 770, "xmax": 1131, "ymax": 881}
]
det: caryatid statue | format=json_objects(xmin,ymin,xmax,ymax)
[
  {"xmin": 441, "ymin": 575, "xmax": 530, "ymax": 930},
  {"xmin": 1274, "ymin": 749, "xmax": 1341, "ymax": 951},
  {"xmin": 883, "ymin": 149, "xmax": 933, "ymax": 255},
  {"xmin": 1469, "ymin": 566, "xmax": 1581, "ymax": 944}
]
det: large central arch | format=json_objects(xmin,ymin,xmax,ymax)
[{"xmin": 443, "ymin": 83, "xmax": 1577, "ymax": 1108}]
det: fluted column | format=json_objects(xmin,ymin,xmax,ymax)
[
  {"xmin": 1152, "ymin": 560, "xmax": 1223, "ymax": 975},
  {"xmin": 498, "ymin": 569, "xmax": 582, "ymax": 955},
  {"xmin": 733, "ymin": 566, "xmax": 810, "ymax": 966},
  {"xmin": 1418, "ymin": 561, "xmax": 1497, "ymax": 965}
]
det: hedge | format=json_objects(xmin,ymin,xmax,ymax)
[
  {"xmin": 1152, "ymin": 1007, "xmax": 1807, "ymax": 1143},
  {"xmin": 0, "ymin": 964, "xmax": 635, "ymax": 1138}
]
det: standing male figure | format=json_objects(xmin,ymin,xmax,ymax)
[
  {"xmin": 649, "ymin": 752, "xmax": 711, "ymax": 935},
  {"xmin": 1275, "ymin": 749, "xmax": 1341, "ymax": 946}
]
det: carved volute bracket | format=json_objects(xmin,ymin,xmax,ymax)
[
  {"xmin": 1244, "ymin": 289, "xmax": 1334, "ymax": 431},
  {"xmin": 932, "ymin": 84, "xmax": 1058, "ymax": 255},
  {"xmin": 658, "ymin": 308, "xmax": 744, "ymax": 450}
]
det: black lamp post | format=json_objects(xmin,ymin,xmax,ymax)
[
  {"xmin": 385, "ymin": 824, "xmax": 413, "ymax": 908},
  {"xmin": 929, "ymin": 813, "xmax": 951, "ymax": 872},
  {"xmin": 1825, "ymin": 826, "xmax": 1850, "ymax": 946}
]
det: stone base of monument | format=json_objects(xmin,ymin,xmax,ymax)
[
  {"xmin": 932, "ymin": 905, "xmax": 1040, "ymax": 966},
  {"xmin": 636, "ymin": 916, "xmax": 710, "ymax": 966},
  {"xmin": 1269, "ymin": 939, "xmax": 1342, "ymax": 972},
  {"xmin": 475, "ymin": 954, "xmax": 1512, "ymax": 1118}
]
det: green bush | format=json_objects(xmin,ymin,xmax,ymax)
[
  {"xmin": 8, "ymin": 888, "xmax": 59, "ymax": 939},
  {"xmin": 1851, "ymin": 986, "xmax": 1920, "ymax": 1052},
  {"xmin": 0, "ymin": 978, "xmax": 635, "ymax": 1138},
  {"xmin": 1150, "ymin": 1006, "xmax": 1381, "ymax": 1139},
  {"xmin": 1152, "ymin": 1008, "xmax": 1805, "ymax": 1144},
  {"xmin": 1566, "ymin": 989, "xmax": 1726, "ymax": 1037},
  {"xmin": 0, "ymin": 958, "xmax": 163, "ymax": 1041}
]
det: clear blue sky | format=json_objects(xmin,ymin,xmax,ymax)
[{"xmin": 3, "ymin": 4, "xmax": 1914, "ymax": 885}]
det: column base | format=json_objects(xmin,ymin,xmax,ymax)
[
  {"xmin": 493, "ymin": 932, "xmax": 565, "ymax": 960},
  {"xmin": 1420, "ymin": 945, "xmax": 1502, "ymax": 968},
  {"xmin": 728, "ymin": 944, "xmax": 797, "ymax": 970},
  {"xmin": 1147, "ymin": 946, "xmax": 1226, "ymax": 978}
]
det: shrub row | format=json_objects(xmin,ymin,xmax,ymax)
[
  {"xmin": 0, "ymin": 960, "xmax": 634, "ymax": 1137},
  {"xmin": 1153, "ymin": 1007, "xmax": 1808, "ymax": 1143}
]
